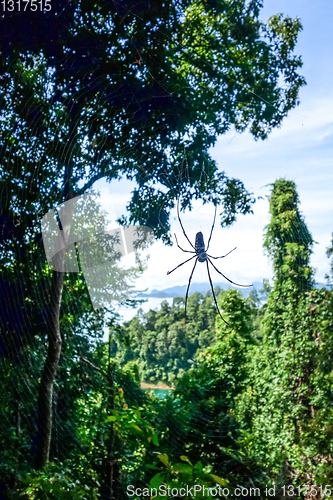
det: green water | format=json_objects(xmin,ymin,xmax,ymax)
[{"xmin": 143, "ymin": 388, "xmax": 171, "ymax": 399}]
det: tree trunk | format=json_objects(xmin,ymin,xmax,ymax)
[
  {"xmin": 35, "ymin": 182, "xmax": 74, "ymax": 468},
  {"xmin": 35, "ymin": 268, "xmax": 64, "ymax": 468},
  {"xmin": 105, "ymin": 378, "xmax": 117, "ymax": 499},
  {"xmin": 34, "ymin": 108, "xmax": 78, "ymax": 468}
]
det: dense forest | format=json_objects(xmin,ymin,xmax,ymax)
[
  {"xmin": 111, "ymin": 284, "xmax": 266, "ymax": 385},
  {"xmin": 1, "ymin": 0, "xmax": 332, "ymax": 499},
  {"xmin": 2, "ymin": 176, "xmax": 333, "ymax": 499}
]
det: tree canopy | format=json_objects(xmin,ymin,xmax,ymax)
[{"xmin": 1, "ymin": 0, "xmax": 306, "ymax": 240}]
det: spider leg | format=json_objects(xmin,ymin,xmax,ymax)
[
  {"xmin": 206, "ymin": 260, "xmax": 229, "ymax": 325},
  {"xmin": 177, "ymin": 197, "xmax": 195, "ymax": 250},
  {"xmin": 167, "ymin": 254, "xmax": 196, "ymax": 275},
  {"xmin": 174, "ymin": 233, "xmax": 196, "ymax": 254},
  {"xmin": 184, "ymin": 257, "xmax": 198, "ymax": 321},
  {"xmin": 207, "ymin": 257, "xmax": 252, "ymax": 287},
  {"xmin": 207, "ymin": 247, "xmax": 237, "ymax": 259},
  {"xmin": 206, "ymin": 204, "xmax": 217, "ymax": 252}
]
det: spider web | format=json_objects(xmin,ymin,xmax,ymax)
[{"xmin": 0, "ymin": 0, "xmax": 311, "ymax": 494}]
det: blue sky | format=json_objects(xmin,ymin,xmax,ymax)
[{"xmin": 95, "ymin": 0, "xmax": 333, "ymax": 321}]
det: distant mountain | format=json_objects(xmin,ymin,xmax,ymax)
[
  {"xmin": 138, "ymin": 281, "xmax": 328, "ymax": 299},
  {"xmin": 139, "ymin": 281, "xmax": 261, "ymax": 299}
]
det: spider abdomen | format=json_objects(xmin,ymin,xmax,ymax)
[{"xmin": 195, "ymin": 231, "xmax": 206, "ymax": 262}]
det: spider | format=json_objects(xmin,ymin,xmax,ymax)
[{"xmin": 167, "ymin": 198, "xmax": 252, "ymax": 325}]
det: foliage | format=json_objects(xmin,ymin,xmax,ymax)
[
  {"xmin": 2, "ymin": 174, "xmax": 333, "ymax": 498},
  {"xmin": 326, "ymin": 234, "xmax": 333, "ymax": 286},
  {"xmin": 23, "ymin": 462, "xmax": 100, "ymax": 500},
  {"xmin": 0, "ymin": 196, "xmax": 142, "ymax": 478},
  {"xmin": 235, "ymin": 180, "xmax": 333, "ymax": 493},
  {"xmin": 0, "ymin": 0, "xmax": 306, "ymax": 243},
  {"xmin": 263, "ymin": 178, "xmax": 314, "ymax": 291},
  {"xmin": 146, "ymin": 454, "xmax": 228, "ymax": 500},
  {"xmin": 153, "ymin": 290, "xmax": 257, "ymax": 485},
  {"xmin": 246, "ymin": 287, "xmax": 266, "ymax": 339},
  {"xmin": 0, "ymin": 0, "xmax": 316, "ymax": 495},
  {"xmin": 111, "ymin": 291, "xmax": 219, "ymax": 384},
  {"xmin": 1, "ymin": 0, "xmax": 303, "ymax": 470},
  {"xmin": 178, "ymin": 2, "xmax": 305, "ymax": 141}
]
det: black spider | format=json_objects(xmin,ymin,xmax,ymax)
[{"xmin": 167, "ymin": 198, "xmax": 252, "ymax": 324}]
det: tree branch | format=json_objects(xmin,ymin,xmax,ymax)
[
  {"xmin": 78, "ymin": 355, "xmax": 108, "ymax": 379},
  {"xmin": 77, "ymin": 170, "xmax": 112, "ymax": 195}
]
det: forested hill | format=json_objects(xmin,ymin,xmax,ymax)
[{"xmin": 111, "ymin": 286, "xmax": 266, "ymax": 385}]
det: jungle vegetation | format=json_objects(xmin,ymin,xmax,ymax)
[{"xmin": 1, "ymin": 1, "xmax": 332, "ymax": 499}]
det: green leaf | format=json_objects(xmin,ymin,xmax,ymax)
[
  {"xmin": 125, "ymin": 424, "xmax": 145, "ymax": 438},
  {"xmin": 158, "ymin": 453, "xmax": 170, "ymax": 467},
  {"xmin": 193, "ymin": 461, "xmax": 203, "ymax": 472},
  {"xmin": 210, "ymin": 475, "xmax": 228, "ymax": 485},
  {"xmin": 150, "ymin": 472, "xmax": 165, "ymax": 489},
  {"xmin": 152, "ymin": 432, "xmax": 159, "ymax": 446},
  {"xmin": 180, "ymin": 455, "xmax": 193, "ymax": 465},
  {"xmin": 172, "ymin": 463, "xmax": 193, "ymax": 473},
  {"xmin": 106, "ymin": 416, "xmax": 117, "ymax": 422}
]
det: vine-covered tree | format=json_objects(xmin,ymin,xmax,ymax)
[
  {"xmin": 236, "ymin": 180, "xmax": 333, "ymax": 492},
  {"xmin": 263, "ymin": 178, "xmax": 314, "ymax": 291}
]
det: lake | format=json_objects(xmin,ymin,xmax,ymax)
[{"xmin": 143, "ymin": 387, "xmax": 170, "ymax": 398}]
